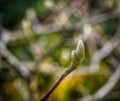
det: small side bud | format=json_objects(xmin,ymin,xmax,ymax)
[{"xmin": 71, "ymin": 50, "xmax": 76, "ymax": 62}]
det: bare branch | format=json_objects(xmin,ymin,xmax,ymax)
[
  {"xmin": 0, "ymin": 41, "xmax": 31, "ymax": 82},
  {"xmin": 94, "ymin": 66, "xmax": 120, "ymax": 100},
  {"xmin": 2, "ymin": 10, "xmax": 119, "ymax": 43},
  {"xmin": 39, "ymin": 40, "xmax": 85, "ymax": 101},
  {"xmin": 90, "ymin": 26, "xmax": 120, "ymax": 72},
  {"xmin": 79, "ymin": 65, "xmax": 120, "ymax": 101},
  {"xmin": 75, "ymin": 10, "xmax": 119, "ymax": 30}
]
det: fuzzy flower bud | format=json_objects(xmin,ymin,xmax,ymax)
[
  {"xmin": 71, "ymin": 40, "xmax": 85, "ymax": 67},
  {"xmin": 75, "ymin": 40, "xmax": 85, "ymax": 62}
]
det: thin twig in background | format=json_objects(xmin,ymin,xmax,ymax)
[
  {"xmin": 0, "ymin": 41, "xmax": 31, "ymax": 81},
  {"xmin": 79, "ymin": 65, "xmax": 120, "ymax": 101},
  {"xmin": 94, "ymin": 66, "xmax": 120, "ymax": 100},
  {"xmin": 0, "ymin": 41, "xmax": 33, "ymax": 101},
  {"xmin": 90, "ymin": 25, "xmax": 120, "ymax": 72},
  {"xmin": 2, "ymin": 10, "xmax": 119, "ymax": 43},
  {"xmin": 32, "ymin": 37, "xmax": 66, "ymax": 72},
  {"xmin": 75, "ymin": 10, "xmax": 120, "ymax": 30}
]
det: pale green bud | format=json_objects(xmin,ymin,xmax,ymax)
[
  {"xmin": 75, "ymin": 40, "xmax": 85, "ymax": 63},
  {"xmin": 71, "ymin": 40, "xmax": 85, "ymax": 67}
]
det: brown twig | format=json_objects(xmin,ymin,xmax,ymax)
[
  {"xmin": 39, "ymin": 64, "xmax": 75, "ymax": 101},
  {"xmin": 39, "ymin": 40, "xmax": 85, "ymax": 101}
]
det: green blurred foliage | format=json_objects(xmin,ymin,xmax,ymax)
[
  {"xmin": 7, "ymin": 39, "xmax": 34, "ymax": 61},
  {"xmin": 0, "ymin": 0, "xmax": 39, "ymax": 29},
  {"xmin": 83, "ymin": 74, "xmax": 109, "ymax": 93},
  {"xmin": 0, "ymin": 68, "xmax": 23, "ymax": 101},
  {"xmin": 36, "ymin": 72, "xmax": 53, "ymax": 92},
  {"xmin": 101, "ymin": 18, "xmax": 119, "ymax": 36}
]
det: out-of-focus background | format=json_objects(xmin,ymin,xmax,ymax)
[{"xmin": 0, "ymin": 0, "xmax": 120, "ymax": 101}]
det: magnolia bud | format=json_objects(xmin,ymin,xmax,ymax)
[
  {"xmin": 71, "ymin": 40, "xmax": 85, "ymax": 67},
  {"xmin": 75, "ymin": 40, "xmax": 85, "ymax": 63}
]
